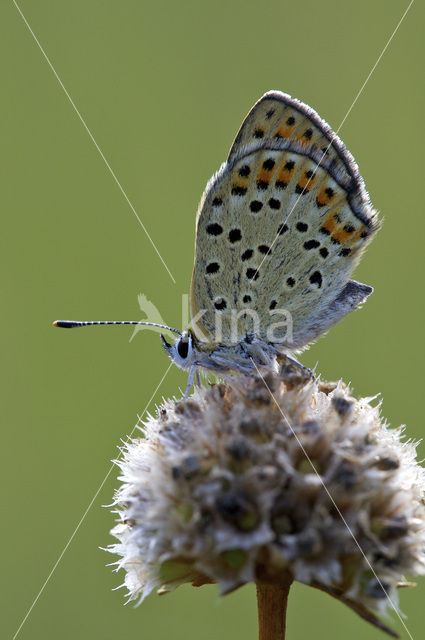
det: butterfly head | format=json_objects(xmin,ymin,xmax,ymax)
[{"xmin": 160, "ymin": 330, "xmax": 197, "ymax": 371}]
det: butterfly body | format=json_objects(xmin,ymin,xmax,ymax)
[
  {"xmin": 160, "ymin": 328, "xmax": 314, "ymax": 395},
  {"xmin": 161, "ymin": 329, "xmax": 278, "ymax": 372}
]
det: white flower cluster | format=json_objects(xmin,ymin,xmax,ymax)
[{"xmin": 109, "ymin": 369, "xmax": 425, "ymax": 634}]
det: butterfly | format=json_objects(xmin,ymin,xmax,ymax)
[{"xmin": 54, "ymin": 91, "xmax": 380, "ymax": 395}]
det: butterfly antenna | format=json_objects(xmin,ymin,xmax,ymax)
[{"xmin": 52, "ymin": 320, "xmax": 182, "ymax": 335}]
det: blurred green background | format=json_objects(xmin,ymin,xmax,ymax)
[{"xmin": 2, "ymin": 1, "xmax": 423, "ymax": 638}]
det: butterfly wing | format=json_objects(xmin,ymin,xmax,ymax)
[
  {"xmin": 229, "ymin": 91, "xmax": 358, "ymax": 189},
  {"xmin": 190, "ymin": 91, "xmax": 379, "ymax": 349}
]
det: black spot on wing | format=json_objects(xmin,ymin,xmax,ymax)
[
  {"xmin": 231, "ymin": 185, "xmax": 247, "ymax": 196},
  {"xmin": 268, "ymin": 198, "xmax": 280, "ymax": 210},
  {"xmin": 309, "ymin": 271, "xmax": 322, "ymax": 288},
  {"xmin": 229, "ymin": 229, "xmax": 242, "ymax": 243},
  {"xmin": 207, "ymin": 223, "xmax": 223, "ymax": 236},
  {"xmin": 303, "ymin": 239, "xmax": 320, "ymax": 250},
  {"xmin": 246, "ymin": 268, "xmax": 259, "ymax": 281},
  {"xmin": 206, "ymin": 262, "xmax": 220, "ymax": 274},
  {"xmin": 275, "ymin": 180, "xmax": 287, "ymax": 190},
  {"xmin": 250, "ymin": 200, "xmax": 263, "ymax": 213},
  {"xmin": 258, "ymin": 245, "xmax": 271, "ymax": 255},
  {"xmin": 238, "ymin": 165, "xmax": 250, "ymax": 177},
  {"xmin": 214, "ymin": 298, "xmax": 227, "ymax": 310},
  {"xmin": 262, "ymin": 158, "xmax": 275, "ymax": 171}
]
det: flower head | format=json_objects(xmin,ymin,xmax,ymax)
[{"xmin": 109, "ymin": 365, "xmax": 425, "ymax": 635}]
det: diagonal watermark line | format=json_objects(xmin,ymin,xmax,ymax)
[
  {"xmin": 253, "ymin": 0, "xmax": 415, "ymax": 281},
  {"xmin": 12, "ymin": 0, "xmax": 176, "ymax": 285},
  {"xmin": 251, "ymin": 361, "xmax": 414, "ymax": 640},
  {"xmin": 336, "ymin": 0, "xmax": 415, "ymax": 134},
  {"xmin": 12, "ymin": 362, "xmax": 173, "ymax": 640}
]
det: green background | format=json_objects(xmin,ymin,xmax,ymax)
[{"xmin": 2, "ymin": 1, "xmax": 423, "ymax": 638}]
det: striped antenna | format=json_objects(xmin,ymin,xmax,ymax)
[{"xmin": 53, "ymin": 320, "xmax": 182, "ymax": 335}]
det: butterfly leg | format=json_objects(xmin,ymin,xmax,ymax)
[
  {"xmin": 245, "ymin": 338, "xmax": 314, "ymax": 382},
  {"xmin": 276, "ymin": 352, "xmax": 315, "ymax": 384},
  {"xmin": 241, "ymin": 339, "xmax": 278, "ymax": 369},
  {"xmin": 208, "ymin": 354, "xmax": 256, "ymax": 376},
  {"xmin": 184, "ymin": 365, "xmax": 197, "ymax": 398}
]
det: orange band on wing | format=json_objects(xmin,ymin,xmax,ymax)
[
  {"xmin": 274, "ymin": 125, "xmax": 294, "ymax": 139},
  {"xmin": 320, "ymin": 213, "xmax": 337, "ymax": 235},
  {"xmin": 316, "ymin": 188, "xmax": 335, "ymax": 207},
  {"xmin": 297, "ymin": 173, "xmax": 316, "ymax": 192}
]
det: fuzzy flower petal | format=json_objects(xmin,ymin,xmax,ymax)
[{"xmin": 109, "ymin": 368, "xmax": 425, "ymax": 633}]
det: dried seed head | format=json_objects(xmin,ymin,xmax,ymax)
[{"xmin": 108, "ymin": 372, "xmax": 425, "ymax": 631}]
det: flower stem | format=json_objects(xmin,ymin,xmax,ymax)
[{"xmin": 256, "ymin": 577, "xmax": 292, "ymax": 640}]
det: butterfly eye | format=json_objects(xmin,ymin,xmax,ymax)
[{"xmin": 177, "ymin": 339, "xmax": 189, "ymax": 359}]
